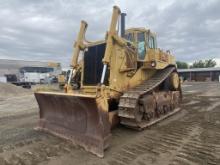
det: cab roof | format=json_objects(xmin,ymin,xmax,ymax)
[{"xmin": 125, "ymin": 27, "xmax": 156, "ymax": 37}]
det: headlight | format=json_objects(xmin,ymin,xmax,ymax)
[{"xmin": 151, "ymin": 61, "xmax": 156, "ymax": 67}]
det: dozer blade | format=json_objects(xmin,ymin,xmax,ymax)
[{"xmin": 34, "ymin": 92, "xmax": 111, "ymax": 157}]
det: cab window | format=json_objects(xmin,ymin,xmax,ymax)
[
  {"xmin": 149, "ymin": 36, "xmax": 156, "ymax": 49},
  {"xmin": 124, "ymin": 33, "xmax": 134, "ymax": 42},
  {"xmin": 137, "ymin": 32, "xmax": 146, "ymax": 60}
]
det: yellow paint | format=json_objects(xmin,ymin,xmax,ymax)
[{"xmin": 49, "ymin": 6, "xmax": 178, "ymax": 112}]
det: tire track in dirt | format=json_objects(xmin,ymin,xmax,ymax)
[
  {"xmin": 104, "ymin": 96, "xmax": 220, "ymax": 165},
  {"xmin": 0, "ymin": 86, "xmax": 220, "ymax": 165},
  {"xmin": 0, "ymin": 133, "xmax": 83, "ymax": 165}
]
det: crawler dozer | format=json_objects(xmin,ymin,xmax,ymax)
[{"xmin": 35, "ymin": 6, "xmax": 182, "ymax": 157}]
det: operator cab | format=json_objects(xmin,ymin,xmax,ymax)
[{"xmin": 125, "ymin": 28, "xmax": 157, "ymax": 61}]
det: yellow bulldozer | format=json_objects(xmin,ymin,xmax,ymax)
[{"xmin": 35, "ymin": 6, "xmax": 182, "ymax": 157}]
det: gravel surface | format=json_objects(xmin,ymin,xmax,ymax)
[
  {"xmin": 0, "ymin": 83, "xmax": 32, "ymax": 100},
  {"xmin": 0, "ymin": 82, "xmax": 220, "ymax": 165}
]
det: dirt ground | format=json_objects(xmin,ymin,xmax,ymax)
[
  {"xmin": 0, "ymin": 82, "xmax": 220, "ymax": 165},
  {"xmin": 0, "ymin": 83, "xmax": 32, "ymax": 100}
]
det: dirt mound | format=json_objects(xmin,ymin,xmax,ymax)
[{"xmin": 0, "ymin": 83, "xmax": 32, "ymax": 99}]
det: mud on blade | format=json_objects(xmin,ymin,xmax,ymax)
[{"xmin": 34, "ymin": 92, "xmax": 111, "ymax": 157}]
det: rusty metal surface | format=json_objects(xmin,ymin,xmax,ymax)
[
  {"xmin": 34, "ymin": 92, "xmax": 111, "ymax": 157},
  {"xmin": 118, "ymin": 66, "xmax": 182, "ymax": 129}
]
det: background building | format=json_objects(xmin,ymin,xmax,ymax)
[
  {"xmin": 0, "ymin": 59, "xmax": 62, "ymax": 83},
  {"xmin": 178, "ymin": 67, "xmax": 220, "ymax": 82}
]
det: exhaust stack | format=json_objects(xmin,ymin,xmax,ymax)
[{"xmin": 120, "ymin": 13, "xmax": 126, "ymax": 38}]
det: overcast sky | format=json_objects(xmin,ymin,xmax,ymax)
[{"xmin": 0, "ymin": 0, "xmax": 220, "ymax": 67}]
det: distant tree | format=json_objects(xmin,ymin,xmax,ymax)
[
  {"xmin": 190, "ymin": 60, "xmax": 205, "ymax": 68},
  {"xmin": 190, "ymin": 59, "xmax": 216, "ymax": 68},
  {"xmin": 176, "ymin": 61, "xmax": 188, "ymax": 69},
  {"xmin": 204, "ymin": 59, "xmax": 216, "ymax": 67}
]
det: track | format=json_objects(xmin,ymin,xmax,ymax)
[{"xmin": 118, "ymin": 66, "xmax": 181, "ymax": 129}]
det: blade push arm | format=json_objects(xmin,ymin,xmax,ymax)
[
  {"xmin": 102, "ymin": 6, "xmax": 121, "ymax": 64},
  {"xmin": 101, "ymin": 6, "xmax": 121, "ymax": 84},
  {"xmin": 71, "ymin": 20, "xmax": 88, "ymax": 68}
]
